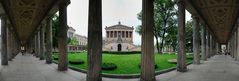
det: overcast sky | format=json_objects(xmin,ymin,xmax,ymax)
[{"xmin": 67, "ymin": 0, "xmax": 191, "ymax": 45}]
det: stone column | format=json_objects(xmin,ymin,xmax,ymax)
[
  {"xmin": 7, "ymin": 27, "xmax": 12, "ymax": 61},
  {"xmin": 1, "ymin": 15, "xmax": 8, "ymax": 65},
  {"xmin": 34, "ymin": 34, "xmax": 38, "ymax": 57},
  {"xmin": 212, "ymin": 37, "xmax": 215, "ymax": 56},
  {"xmin": 140, "ymin": 0, "xmax": 155, "ymax": 81},
  {"xmin": 57, "ymin": 1, "xmax": 69, "ymax": 71},
  {"xmin": 201, "ymin": 24, "xmax": 206, "ymax": 61},
  {"xmin": 31, "ymin": 36, "xmax": 35, "ymax": 55},
  {"xmin": 209, "ymin": 34, "xmax": 212, "ymax": 57},
  {"xmin": 231, "ymin": 35, "xmax": 234, "ymax": 57},
  {"xmin": 177, "ymin": 0, "xmax": 187, "ymax": 72},
  {"xmin": 192, "ymin": 15, "xmax": 200, "ymax": 64},
  {"xmin": 218, "ymin": 43, "xmax": 221, "ymax": 54},
  {"xmin": 232, "ymin": 33, "xmax": 234, "ymax": 58},
  {"xmin": 46, "ymin": 17, "xmax": 53, "ymax": 64},
  {"xmin": 37, "ymin": 32, "xmax": 41, "ymax": 58},
  {"xmin": 234, "ymin": 32, "xmax": 237, "ymax": 59},
  {"xmin": 237, "ymin": 27, "xmax": 239, "ymax": 60},
  {"xmin": 39, "ymin": 25, "xmax": 45, "ymax": 60},
  {"xmin": 231, "ymin": 39, "xmax": 233, "ymax": 56},
  {"xmin": 206, "ymin": 30, "xmax": 210, "ymax": 58},
  {"xmin": 113, "ymin": 31, "xmax": 115, "ymax": 38},
  {"xmin": 11, "ymin": 33, "xmax": 16, "ymax": 59},
  {"xmin": 87, "ymin": 0, "xmax": 102, "ymax": 81}
]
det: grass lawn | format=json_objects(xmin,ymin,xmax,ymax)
[{"xmin": 53, "ymin": 52, "xmax": 192, "ymax": 74}]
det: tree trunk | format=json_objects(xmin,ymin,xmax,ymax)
[
  {"xmin": 159, "ymin": 28, "xmax": 166, "ymax": 54},
  {"xmin": 155, "ymin": 35, "xmax": 160, "ymax": 54}
]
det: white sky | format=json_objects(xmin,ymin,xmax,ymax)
[{"xmin": 67, "ymin": 0, "xmax": 191, "ymax": 45}]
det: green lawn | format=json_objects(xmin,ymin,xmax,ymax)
[{"xmin": 53, "ymin": 52, "xmax": 192, "ymax": 74}]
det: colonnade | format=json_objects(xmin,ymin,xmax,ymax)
[
  {"xmin": 191, "ymin": 15, "xmax": 220, "ymax": 64},
  {"xmin": 1, "ymin": 15, "xmax": 21, "ymax": 65},
  {"xmin": 0, "ymin": 0, "xmax": 230, "ymax": 81},
  {"xmin": 106, "ymin": 31, "xmax": 133, "ymax": 38},
  {"xmin": 229, "ymin": 23, "xmax": 239, "ymax": 61}
]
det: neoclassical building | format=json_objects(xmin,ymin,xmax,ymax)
[
  {"xmin": 103, "ymin": 22, "xmax": 140, "ymax": 52},
  {"xmin": 67, "ymin": 27, "xmax": 87, "ymax": 51}
]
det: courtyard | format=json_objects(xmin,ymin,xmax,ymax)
[
  {"xmin": 1, "ymin": 54, "xmax": 239, "ymax": 81},
  {"xmin": 52, "ymin": 52, "xmax": 193, "ymax": 74}
]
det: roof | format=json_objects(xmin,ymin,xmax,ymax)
[
  {"xmin": 105, "ymin": 21, "xmax": 134, "ymax": 30},
  {"xmin": 75, "ymin": 34, "xmax": 87, "ymax": 39},
  {"xmin": 68, "ymin": 26, "xmax": 76, "ymax": 31}
]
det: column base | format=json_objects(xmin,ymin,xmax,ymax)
[
  {"xmin": 46, "ymin": 61, "xmax": 52, "ymax": 64},
  {"xmin": 58, "ymin": 66, "xmax": 68, "ymax": 71},
  {"xmin": 177, "ymin": 68, "xmax": 187, "ymax": 72},
  {"xmin": 39, "ymin": 58, "xmax": 44, "ymax": 60}
]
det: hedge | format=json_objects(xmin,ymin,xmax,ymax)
[{"xmin": 102, "ymin": 51, "xmax": 141, "ymax": 54}]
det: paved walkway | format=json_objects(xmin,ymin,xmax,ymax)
[
  {"xmin": 156, "ymin": 55, "xmax": 239, "ymax": 81},
  {"xmin": 0, "ymin": 54, "xmax": 239, "ymax": 81}
]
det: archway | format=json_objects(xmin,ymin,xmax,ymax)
[{"xmin": 117, "ymin": 44, "xmax": 122, "ymax": 52}]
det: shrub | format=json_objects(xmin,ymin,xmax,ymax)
[
  {"xmin": 138, "ymin": 64, "xmax": 158, "ymax": 69},
  {"xmin": 102, "ymin": 51, "xmax": 141, "ymax": 54},
  {"xmin": 187, "ymin": 56, "xmax": 193, "ymax": 60},
  {"xmin": 69, "ymin": 59, "xmax": 85, "ymax": 64},
  {"xmin": 53, "ymin": 57, "xmax": 58, "ymax": 60},
  {"xmin": 102, "ymin": 63, "xmax": 117, "ymax": 70}
]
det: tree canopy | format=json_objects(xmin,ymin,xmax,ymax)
[{"xmin": 136, "ymin": 0, "xmax": 177, "ymax": 53}]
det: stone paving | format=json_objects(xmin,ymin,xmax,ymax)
[
  {"xmin": 156, "ymin": 55, "xmax": 239, "ymax": 81},
  {"xmin": 0, "ymin": 54, "xmax": 239, "ymax": 81}
]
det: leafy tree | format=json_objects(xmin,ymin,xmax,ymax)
[
  {"xmin": 164, "ymin": 18, "xmax": 177, "ymax": 51},
  {"xmin": 185, "ymin": 19, "xmax": 193, "ymax": 52},
  {"xmin": 68, "ymin": 37, "xmax": 79, "ymax": 46},
  {"xmin": 52, "ymin": 14, "xmax": 59, "ymax": 49},
  {"xmin": 136, "ymin": 0, "xmax": 177, "ymax": 53}
]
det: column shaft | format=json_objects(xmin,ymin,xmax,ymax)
[
  {"xmin": 177, "ymin": 0, "xmax": 187, "ymax": 72},
  {"xmin": 58, "ymin": 2, "xmax": 69, "ymax": 71},
  {"xmin": 46, "ymin": 17, "xmax": 53, "ymax": 64},
  {"xmin": 87, "ymin": 0, "xmax": 102, "ymax": 81},
  {"xmin": 39, "ymin": 25, "xmax": 45, "ymax": 60},
  {"xmin": 37, "ymin": 32, "xmax": 41, "ymax": 57},
  {"xmin": 234, "ymin": 32, "xmax": 237, "ymax": 59},
  {"xmin": 1, "ymin": 16, "xmax": 8, "ymax": 65},
  {"xmin": 140, "ymin": 0, "xmax": 155, "ymax": 81},
  {"xmin": 237, "ymin": 27, "xmax": 239, "ymax": 60},
  {"xmin": 206, "ymin": 30, "xmax": 210, "ymax": 58},
  {"xmin": 7, "ymin": 28, "xmax": 12, "ymax": 61},
  {"xmin": 209, "ymin": 34, "xmax": 212, "ymax": 57},
  {"xmin": 201, "ymin": 25, "xmax": 206, "ymax": 60},
  {"xmin": 192, "ymin": 15, "xmax": 200, "ymax": 64}
]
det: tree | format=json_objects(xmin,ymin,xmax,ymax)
[
  {"xmin": 68, "ymin": 37, "xmax": 79, "ymax": 46},
  {"xmin": 164, "ymin": 18, "xmax": 177, "ymax": 52},
  {"xmin": 185, "ymin": 19, "xmax": 193, "ymax": 52},
  {"xmin": 52, "ymin": 14, "xmax": 59, "ymax": 50},
  {"xmin": 136, "ymin": 0, "xmax": 177, "ymax": 54}
]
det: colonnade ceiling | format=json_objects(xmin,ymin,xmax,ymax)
[
  {"xmin": 0, "ymin": 0, "xmax": 57, "ymax": 44},
  {"xmin": 187, "ymin": 0, "xmax": 239, "ymax": 43}
]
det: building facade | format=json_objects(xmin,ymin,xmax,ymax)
[
  {"xmin": 103, "ymin": 22, "xmax": 140, "ymax": 51},
  {"xmin": 67, "ymin": 27, "xmax": 87, "ymax": 51}
]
